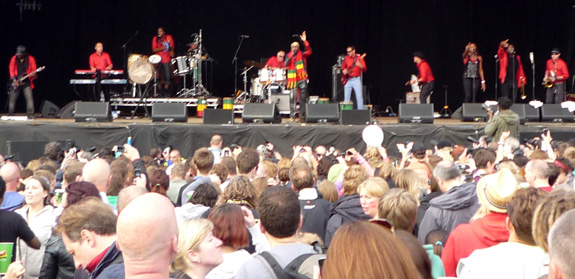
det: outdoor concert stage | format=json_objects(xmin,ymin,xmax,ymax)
[{"xmin": 1, "ymin": 115, "xmax": 575, "ymax": 163}]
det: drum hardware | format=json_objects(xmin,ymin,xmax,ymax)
[{"xmin": 232, "ymin": 34, "xmax": 250, "ymax": 94}]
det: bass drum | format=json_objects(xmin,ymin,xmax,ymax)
[{"xmin": 129, "ymin": 59, "xmax": 153, "ymax": 84}]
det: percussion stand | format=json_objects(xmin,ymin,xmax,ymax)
[
  {"xmin": 242, "ymin": 66, "xmax": 253, "ymax": 93},
  {"xmin": 232, "ymin": 35, "xmax": 248, "ymax": 95},
  {"xmin": 130, "ymin": 83, "xmax": 150, "ymax": 118}
]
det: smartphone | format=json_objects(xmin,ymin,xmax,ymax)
[
  {"xmin": 542, "ymin": 128, "xmax": 549, "ymax": 136},
  {"xmin": 115, "ymin": 146, "xmax": 125, "ymax": 159},
  {"xmin": 224, "ymin": 150, "xmax": 230, "ymax": 156},
  {"xmin": 135, "ymin": 170, "xmax": 141, "ymax": 178},
  {"xmin": 300, "ymin": 148, "xmax": 306, "ymax": 153},
  {"xmin": 127, "ymin": 136, "xmax": 132, "ymax": 145},
  {"xmin": 346, "ymin": 150, "xmax": 353, "ymax": 156}
]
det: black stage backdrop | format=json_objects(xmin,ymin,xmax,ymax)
[{"xmin": 2, "ymin": 0, "xmax": 574, "ymax": 112}]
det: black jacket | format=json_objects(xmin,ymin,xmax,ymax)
[
  {"xmin": 39, "ymin": 234, "xmax": 75, "ymax": 279},
  {"xmin": 324, "ymin": 194, "xmax": 371, "ymax": 247}
]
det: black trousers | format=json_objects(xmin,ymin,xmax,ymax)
[
  {"xmin": 545, "ymin": 83, "xmax": 565, "ymax": 104},
  {"xmin": 419, "ymin": 81, "xmax": 434, "ymax": 104},
  {"xmin": 9, "ymin": 85, "xmax": 34, "ymax": 116},
  {"xmin": 463, "ymin": 78, "xmax": 481, "ymax": 103},
  {"xmin": 500, "ymin": 81, "xmax": 517, "ymax": 102},
  {"xmin": 290, "ymin": 80, "xmax": 309, "ymax": 120}
]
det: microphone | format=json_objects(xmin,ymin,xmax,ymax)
[
  {"xmin": 529, "ymin": 52, "xmax": 534, "ymax": 64},
  {"xmin": 494, "ymin": 54, "xmax": 498, "ymax": 61},
  {"xmin": 292, "ymin": 34, "xmax": 299, "ymax": 37},
  {"xmin": 240, "ymin": 35, "xmax": 250, "ymax": 38}
]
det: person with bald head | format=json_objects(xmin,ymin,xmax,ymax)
[
  {"xmin": 0, "ymin": 162, "xmax": 24, "ymax": 210},
  {"xmin": 117, "ymin": 186, "xmax": 148, "ymax": 214},
  {"xmin": 209, "ymin": 134, "xmax": 223, "ymax": 164},
  {"xmin": 284, "ymin": 31, "xmax": 312, "ymax": 122},
  {"xmin": 117, "ymin": 193, "xmax": 178, "ymax": 279},
  {"xmin": 525, "ymin": 159, "xmax": 552, "ymax": 192},
  {"xmin": 82, "ymin": 158, "xmax": 111, "ymax": 204}
]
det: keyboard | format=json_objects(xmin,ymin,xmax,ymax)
[{"xmin": 70, "ymin": 79, "xmax": 128, "ymax": 85}]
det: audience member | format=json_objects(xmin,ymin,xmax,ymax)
[
  {"xmin": 394, "ymin": 229, "xmax": 434, "ymax": 279},
  {"xmin": 116, "ymin": 186, "xmax": 148, "ymax": 214},
  {"xmin": 117, "ymin": 193, "xmax": 178, "ymax": 278},
  {"xmin": 235, "ymin": 187, "xmax": 316, "ymax": 279},
  {"xmin": 82, "ymin": 158, "xmax": 112, "ymax": 204},
  {"xmin": 457, "ymin": 187, "xmax": 548, "ymax": 278},
  {"xmin": 219, "ymin": 176, "xmax": 258, "ymax": 213},
  {"xmin": 323, "ymin": 221, "xmax": 420, "ymax": 279},
  {"xmin": 485, "ymin": 96, "xmax": 519, "ymax": 142},
  {"xmin": 532, "ymin": 189, "xmax": 575, "ymax": 253},
  {"xmin": 325, "ymin": 165, "xmax": 371, "ymax": 247},
  {"xmin": 358, "ymin": 177, "xmax": 390, "ymax": 218},
  {"xmin": 0, "ymin": 162, "xmax": 25, "ymax": 210},
  {"xmin": 548, "ymin": 209, "xmax": 575, "ymax": 279},
  {"xmin": 378, "ymin": 188, "xmax": 418, "ymax": 232},
  {"xmin": 525, "ymin": 159, "xmax": 553, "ymax": 192},
  {"xmin": 418, "ymin": 161, "xmax": 479, "ymax": 243},
  {"xmin": 394, "ymin": 168, "xmax": 426, "ymax": 202},
  {"xmin": 218, "ymin": 157, "xmax": 237, "ymax": 191},
  {"xmin": 442, "ymin": 169, "xmax": 519, "ymax": 276},
  {"xmin": 209, "ymin": 134, "xmax": 223, "ymax": 164},
  {"xmin": 149, "ymin": 169, "xmax": 169, "ymax": 196},
  {"xmin": 236, "ymin": 148, "xmax": 260, "ymax": 179},
  {"xmin": 175, "ymin": 183, "xmax": 219, "ymax": 225},
  {"xmin": 317, "ymin": 180, "xmax": 338, "ymax": 203},
  {"xmin": 56, "ymin": 198, "xmax": 123, "ymax": 278},
  {"xmin": 179, "ymin": 148, "xmax": 214, "ymax": 205},
  {"xmin": 167, "ymin": 163, "xmax": 188, "ymax": 204}
]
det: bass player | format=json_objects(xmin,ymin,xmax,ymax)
[
  {"xmin": 8, "ymin": 45, "xmax": 38, "ymax": 119},
  {"xmin": 341, "ymin": 46, "xmax": 367, "ymax": 109}
]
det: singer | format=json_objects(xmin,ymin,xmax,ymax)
[
  {"xmin": 152, "ymin": 27, "xmax": 175, "ymax": 92},
  {"xmin": 462, "ymin": 43, "xmax": 485, "ymax": 103},
  {"xmin": 544, "ymin": 48, "xmax": 569, "ymax": 104},
  {"xmin": 285, "ymin": 31, "xmax": 312, "ymax": 122},
  {"xmin": 497, "ymin": 39, "xmax": 526, "ymax": 103}
]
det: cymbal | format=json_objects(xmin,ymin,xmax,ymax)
[
  {"xmin": 185, "ymin": 43, "xmax": 197, "ymax": 47},
  {"xmin": 244, "ymin": 60, "xmax": 263, "ymax": 68}
]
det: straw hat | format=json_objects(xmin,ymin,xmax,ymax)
[{"xmin": 476, "ymin": 169, "xmax": 519, "ymax": 213}]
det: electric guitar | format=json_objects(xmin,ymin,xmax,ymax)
[
  {"xmin": 9, "ymin": 66, "xmax": 45, "ymax": 92},
  {"xmin": 341, "ymin": 53, "xmax": 366, "ymax": 85}
]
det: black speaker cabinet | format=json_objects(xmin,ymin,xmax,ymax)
[
  {"xmin": 509, "ymin": 104, "xmax": 527, "ymax": 124},
  {"xmin": 462, "ymin": 103, "xmax": 488, "ymax": 122},
  {"xmin": 541, "ymin": 104, "xmax": 574, "ymax": 122},
  {"xmin": 40, "ymin": 100, "xmax": 60, "ymax": 118},
  {"xmin": 203, "ymin": 109, "xmax": 234, "ymax": 124},
  {"xmin": 340, "ymin": 110, "xmax": 371, "ymax": 125},
  {"xmin": 74, "ymin": 102, "xmax": 112, "ymax": 122},
  {"xmin": 524, "ymin": 105, "xmax": 540, "ymax": 122},
  {"xmin": 398, "ymin": 104, "xmax": 434, "ymax": 124},
  {"xmin": 7, "ymin": 140, "xmax": 74, "ymax": 164},
  {"xmin": 59, "ymin": 101, "xmax": 78, "ymax": 119},
  {"xmin": 242, "ymin": 103, "xmax": 281, "ymax": 123},
  {"xmin": 151, "ymin": 103, "xmax": 188, "ymax": 122},
  {"xmin": 269, "ymin": 94, "xmax": 291, "ymax": 113},
  {"xmin": 305, "ymin": 104, "xmax": 339, "ymax": 123}
]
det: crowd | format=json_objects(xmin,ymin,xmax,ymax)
[{"xmin": 1, "ymin": 130, "xmax": 575, "ymax": 279}]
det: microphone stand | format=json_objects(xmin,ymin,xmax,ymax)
[
  {"xmin": 494, "ymin": 55, "xmax": 499, "ymax": 100},
  {"xmin": 531, "ymin": 58, "xmax": 536, "ymax": 100},
  {"xmin": 121, "ymin": 31, "xmax": 139, "ymax": 73},
  {"xmin": 231, "ymin": 36, "xmax": 247, "ymax": 95}
]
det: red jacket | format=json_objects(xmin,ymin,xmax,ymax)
[
  {"xmin": 441, "ymin": 213, "xmax": 509, "ymax": 277},
  {"xmin": 9, "ymin": 55, "xmax": 37, "ymax": 89},
  {"xmin": 498, "ymin": 46, "xmax": 526, "ymax": 87},
  {"xmin": 342, "ymin": 54, "xmax": 367, "ymax": 78},
  {"xmin": 545, "ymin": 58, "xmax": 569, "ymax": 83},
  {"xmin": 417, "ymin": 59, "xmax": 434, "ymax": 83}
]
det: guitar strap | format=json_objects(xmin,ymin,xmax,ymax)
[{"xmin": 347, "ymin": 55, "xmax": 360, "ymax": 76}]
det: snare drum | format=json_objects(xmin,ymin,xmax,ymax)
[
  {"xmin": 272, "ymin": 69, "xmax": 286, "ymax": 82},
  {"xmin": 259, "ymin": 69, "xmax": 271, "ymax": 84},
  {"xmin": 172, "ymin": 56, "xmax": 190, "ymax": 75}
]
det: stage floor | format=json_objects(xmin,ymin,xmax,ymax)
[{"xmin": 1, "ymin": 114, "xmax": 574, "ymax": 163}]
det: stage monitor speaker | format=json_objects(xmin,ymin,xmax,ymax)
[
  {"xmin": 151, "ymin": 103, "xmax": 188, "ymax": 122},
  {"xmin": 59, "ymin": 101, "xmax": 78, "ymax": 119},
  {"xmin": 305, "ymin": 104, "xmax": 339, "ymax": 123},
  {"xmin": 340, "ymin": 110, "xmax": 371, "ymax": 125},
  {"xmin": 242, "ymin": 103, "xmax": 281, "ymax": 123},
  {"xmin": 398, "ymin": 104, "xmax": 434, "ymax": 124},
  {"xmin": 462, "ymin": 103, "xmax": 488, "ymax": 122},
  {"xmin": 509, "ymin": 104, "xmax": 527, "ymax": 124},
  {"xmin": 74, "ymin": 102, "xmax": 112, "ymax": 122},
  {"xmin": 541, "ymin": 104, "xmax": 574, "ymax": 122},
  {"xmin": 7, "ymin": 139, "xmax": 75, "ymax": 164},
  {"xmin": 524, "ymin": 105, "xmax": 540, "ymax": 122},
  {"xmin": 269, "ymin": 94, "xmax": 290, "ymax": 113},
  {"xmin": 203, "ymin": 109, "xmax": 234, "ymax": 124},
  {"xmin": 40, "ymin": 100, "xmax": 60, "ymax": 118}
]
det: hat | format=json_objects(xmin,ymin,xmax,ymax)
[
  {"xmin": 328, "ymin": 164, "xmax": 345, "ymax": 183},
  {"xmin": 436, "ymin": 140, "xmax": 452, "ymax": 150},
  {"xmin": 551, "ymin": 48, "xmax": 561, "ymax": 54},
  {"xmin": 476, "ymin": 169, "xmax": 519, "ymax": 213},
  {"xmin": 16, "ymin": 45, "xmax": 27, "ymax": 55},
  {"xmin": 413, "ymin": 51, "xmax": 424, "ymax": 59},
  {"xmin": 411, "ymin": 142, "xmax": 426, "ymax": 155}
]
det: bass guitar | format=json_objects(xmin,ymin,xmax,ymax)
[
  {"xmin": 341, "ymin": 53, "xmax": 366, "ymax": 86},
  {"xmin": 9, "ymin": 66, "xmax": 45, "ymax": 92}
]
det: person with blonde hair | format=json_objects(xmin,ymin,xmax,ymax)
[
  {"xmin": 171, "ymin": 219, "xmax": 223, "ymax": 279},
  {"xmin": 325, "ymin": 165, "xmax": 371, "ymax": 247},
  {"xmin": 532, "ymin": 189, "xmax": 575, "ymax": 253},
  {"xmin": 358, "ymin": 177, "xmax": 389, "ymax": 218},
  {"xmin": 323, "ymin": 221, "xmax": 420, "ymax": 279},
  {"xmin": 394, "ymin": 168, "xmax": 426, "ymax": 203},
  {"xmin": 442, "ymin": 169, "xmax": 519, "ymax": 276},
  {"xmin": 378, "ymin": 188, "xmax": 418, "ymax": 232}
]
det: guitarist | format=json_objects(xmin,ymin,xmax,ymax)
[
  {"xmin": 8, "ymin": 45, "xmax": 37, "ymax": 119},
  {"xmin": 341, "ymin": 46, "xmax": 367, "ymax": 109}
]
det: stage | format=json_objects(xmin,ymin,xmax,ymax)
[{"xmin": 1, "ymin": 115, "xmax": 574, "ymax": 164}]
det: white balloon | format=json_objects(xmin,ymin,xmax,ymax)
[{"xmin": 362, "ymin": 125, "xmax": 384, "ymax": 147}]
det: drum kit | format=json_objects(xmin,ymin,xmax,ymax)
[
  {"xmin": 237, "ymin": 61, "xmax": 287, "ymax": 103},
  {"xmin": 126, "ymin": 29, "xmax": 210, "ymax": 98}
]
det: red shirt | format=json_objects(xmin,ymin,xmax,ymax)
[
  {"xmin": 545, "ymin": 58, "xmax": 569, "ymax": 83},
  {"xmin": 497, "ymin": 46, "xmax": 526, "ymax": 87},
  {"xmin": 89, "ymin": 52, "xmax": 113, "ymax": 71},
  {"xmin": 417, "ymin": 59, "xmax": 434, "ymax": 83},
  {"xmin": 285, "ymin": 41, "xmax": 312, "ymax": 73},
  {"xmin": 152, "ymin": 34, "xmax": 174, "ymax": 63},
  {"xmin": 9, "ymin": 55, "xmax": 37, "ymax": 89},
  {"xmin": 342, "ymin": 54, "xmax": 367, "ymax": 78},
  {"xmin": 265, "ymin": 56, "xmax": 283, "ymax": 68}
]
